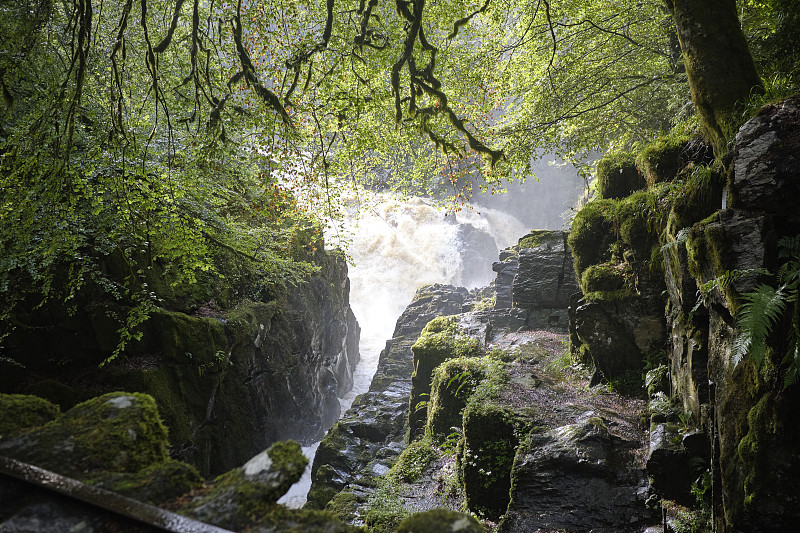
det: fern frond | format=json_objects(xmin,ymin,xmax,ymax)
[
  {"xmin": 778, "ymin": 235, "xmax": 800, "ymax": 260},
  {"xmin": 733, "ymin": 283, "xmax": 786, "ymax": 367},
  {"xmin": 661, "ymin": 228, "xmax": 690, "ymax": 253}
]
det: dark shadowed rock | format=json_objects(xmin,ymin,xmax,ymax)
[
  {"xmin": 573, "ymin": 297, "xmax": 664, "ymax": 383},
  {"xmin": 646, "ymin": 423, "xmax": 693, "ymax": 504},
  {"xmin": 499, "ymin": 414, "xmax": 652, "ymax": 533},
  {"xmin": 732, "ymin": 95, "xmax": 800, "ymax": 222}
]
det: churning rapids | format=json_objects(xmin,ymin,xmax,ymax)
[{"xmin": 275, "ymin": 164, "xmax": 584, "ymax": 507}]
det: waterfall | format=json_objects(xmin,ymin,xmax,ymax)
[{"xmin": 277, "ymin": 193, "xmax": 528, "ymax": 507}]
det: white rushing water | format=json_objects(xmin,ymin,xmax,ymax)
[{"xmin": 277, "ymin": 193, "xmax": 528, "ymax": 508}]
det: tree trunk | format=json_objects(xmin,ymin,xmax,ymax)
[{"xmin": 667, "ymin": 0, "xmax": 763, "ymax": 155}]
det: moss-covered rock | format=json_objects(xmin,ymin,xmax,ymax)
[
  {"xmin": 396, "ymin": 509, "xmax": 485, "ymax": 533},
  {"xmin": 0, "ymin": 391, "xmax": 168, "ymax": 477},
  {"xmin": 387, "ymin": 436, "xmax": 437, "ymax": 483},
  {"xmin": 638, "ymin": 134, "xmax": 691, "ymax": 186},
  {"xmin": 460, "ymin": 367, "xmax": 530, "ymax": 521},
  {"xmin": 665, "ymin": 165, "xmax": 725, "ymax": 238},
  {"xmin": 567, "ymin": 199, "xmax": 617, "ymax": 280},
  {"xmin": 0, "ymin": 393, "xmax": 60, "ymax": 438},
  {"xmin": 409, "ymin": 316, "xmax": 483, "ymax": 438},
  {"xmin": 517, "ymin": 230, "xmax": 561, "ymax": 250},
  {"xmin": 85, "ymin": 458, "xmax": 203, "ymax": 505},
  {"xmin": 595, "ymin": 153, "xmax": 646, "ymax": 200},
  {"xmin": 324, "ymin": 490, "xmax": 361, "ymax": 523},
  {"xmin": 181, "ymin": 440, "xmax": 308, "ymax": 530},
  {"xmin": 426, "ymin": 357, "xmax": 494, "ymax": 443},
  {"xmin": 579, "ymin": 262, "xmax": 628, "ymax": 297}
]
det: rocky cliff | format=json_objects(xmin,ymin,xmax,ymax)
[
  {"xmin": 0, "ymin": 248, "xmax": 360, "ymax": 477},
  {"xmin": 569, "ymin": 95, "xmax": 800, "ymax": 532}
]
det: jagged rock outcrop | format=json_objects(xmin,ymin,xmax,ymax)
[
  {"xmin": 0, "ymin": 249, "xmax": 360, "ymax": 477},
  {"xmin": 568, "ymin": 95, "xmax": 800, "ymax": 532},
  {"xmin": 493, "ymin": 230, "xmax": 580, "ymax": 331},
  {"xmin": 305, "ymin": 284, "xmax": 469, "ymax": 510},
  {"xmin": 668, "ymin": 96, "xmax": 800, "ymax": 532},
  {"xmin": 500, "ymin": 413, "xmax": 651, "ymax": 533}
]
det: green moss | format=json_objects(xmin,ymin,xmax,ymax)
[
  {"xmin": 580, "ymin": 262, "xmax": 627, "ymax": 294},
  {"xmin": 0, "ymin": 394, "xmax": 60, "ymax": 437},
  {"xmin": 389, "ymin": 435, "xmax": 436, "ymax": 483},
  {"xmin": 364, "ymin": 483, "xmax": 410, "ymax": 533},
  {"xmin": 85, "ymin": 458, "xmax": 203, "ymax": 504},
  {"xmin": 325, "ymin": 490, "xmax": 360, "ymax": 523},
  {"xmin": 267, "ymin": 440, "xmax": 308, "ymax": 480},
  {"xmin": 409, "ymin": 317, "xmax": 483, "ymax": 438},
  {"xmin": 638, "ymin": 134, "xmax": 691, "ymax": 186},
  {"xmin": 68, "ymin": 392, "xmax": 170, "ymax": 473},
  {"xmin": 595, "ymin": 152, "xmax": 645, "ymax": 199},
  {"xmin": 737, "ymin": 393, "xmax": 777, "ymax": 509},
  {"xmin": 568, "ymin": 198, "xmax": 617, "ymax": 279},
  {"xmin": 665, "ymin": 165, "xmax": 724, "ymax": 238},
  {"xmin": 1, "ymin": 392, "xmax": 170, "ymax": 477},
  {"xmin": 616, "ymin": 190, "xmax": 661, "ymax": 255},
  {"xmin": 579, "ymin": 260, "xmax": 634, "ymax": 302},
  {"xmin": 518, "ymin": 230, "xmax": 561, "ymax": 250},
  {"xmin": 426, "ymin": 357, "xmax": 496, "ymax": 442},
  {"xmin": 397, "ymin": 509, "xmax": 484, "ymax": 533}
]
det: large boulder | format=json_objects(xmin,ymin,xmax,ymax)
[
  {"xmin": 731, "ymin": 95, "xmax": 800, "ymax": 225},
  {"xmin": 499, "ymin": 414, "xmax": 652, "ymax": 533},
  {"xmin": 0, "ymin": 392, "xmax": 168, "ymax": 477},
  {"xmin": 512, "ymin": 231, "xmax": 579, "ymax": 310}
]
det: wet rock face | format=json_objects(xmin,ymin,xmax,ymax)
[
  {"xmin": 732, "ymin": 95, "xmax": 800, "ymax": 220},
  {"xmin": 1, "ymin": 249, "xmax": 360, "ymax": 478},
  {"xmin": 306, "ymin": 284, "xmax": 470, "ymax": 510},
  {"xmin": 500, "ymin": 414, "xmax": 652, "ymax": 533}
]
